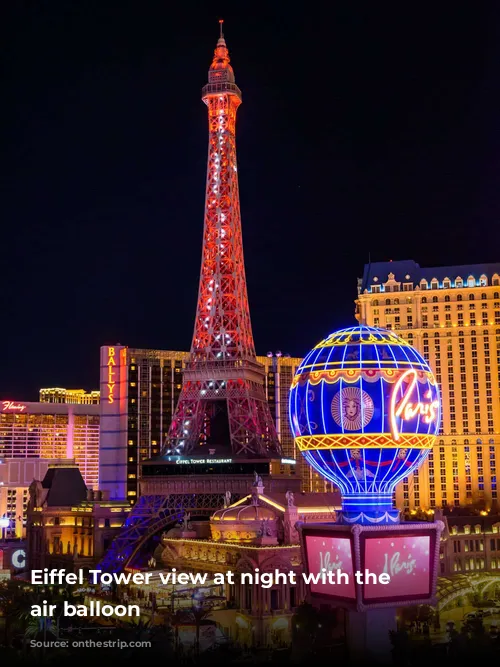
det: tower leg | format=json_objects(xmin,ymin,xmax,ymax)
[{"xmin": 346, "ymin": 608, "xmax": 396, "ymax": 664}]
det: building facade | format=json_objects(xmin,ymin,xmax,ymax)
[
  {"xmin": 39, "ymin": 387, "xmax": 100, "ymax": 405},
  {"xmin": 356, "ymin": 260, "xmax": 500, "ymax": 512},
  {"xmin": 99, "ymin": 347, "xmax": 327, "ymax": 502},
  {"xmin": 26, "ymin": 464, "xmax": 130, "ymax": 572},
  {"xmin": 0, "ymin": 400, "xmax": 100, "ymax": 537},
  {"xmin": 114, "ymin": 479, "xmax": 340, "ymax": 648}
]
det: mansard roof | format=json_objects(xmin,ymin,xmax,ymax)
[{"xmin": 360, "ymin": 260, "xmax": 500, "ymax": 293}]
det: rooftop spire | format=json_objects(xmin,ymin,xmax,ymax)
[
  {"xmin": 208, "ymin": 19, "xmax": 234, "ymax": 82},
  {"xmin": 217, "ymin": 18, "xmax": 226, "ymax": 47}
]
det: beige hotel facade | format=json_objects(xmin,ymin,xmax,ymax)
[{"xmin": 356, "ymin": 260, "xmax": 500, "ymax": 513}]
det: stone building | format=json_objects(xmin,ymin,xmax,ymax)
[
  {"xmin": 26, "ymin": 463, "xmax": 129, "ymax": 572},
  {"xmin": 122, "ymin": 478, "xmax": 341, "ymax": 647}
]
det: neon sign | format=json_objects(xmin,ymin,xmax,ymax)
[
  {"xmin": 389, "ymin": 369, "xmax": 439, "ymax": 442},
  {"xmin": 2, "ymin": 401, "xmax": 27, "ymax": 412},
  {"xmin": 107, "ymin": 347, "xmax": 116, "ymax": 404},
  {"xmin": 175, "ymin": 458, "xmax": 232, "ymax": 465}
]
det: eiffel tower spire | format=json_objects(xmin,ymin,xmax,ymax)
[{"xmin": 164, "ymin": 24, "xmax": 282, "ymax": 458}]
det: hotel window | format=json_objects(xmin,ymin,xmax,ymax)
[
  {"xmin": 372, "ymin": 285, "xmax": 381, "ymax": 293},
  {"xmin": 431, "ymin": 279, "xmax": 438, "ymax": 289},
  {"xmin": 443, "ymin": 279, "xmax": 451, "ymax": 289},
  {"xmin": 422, "ymin": 297, "xmax": 427, "ymax": 303}
]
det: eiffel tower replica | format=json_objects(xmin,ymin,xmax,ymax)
[{"xmin": 100, "ymin": 24, "xmax": 298, "ymax": 572}]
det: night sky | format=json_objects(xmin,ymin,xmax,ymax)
[{"xmin": 3, "ymin": 2, "xmax": 500, "ymax": 399}]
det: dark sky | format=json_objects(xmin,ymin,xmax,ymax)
[{"xmin": 3, "ymin": 2, "xmax": 500, "ymax": 399}]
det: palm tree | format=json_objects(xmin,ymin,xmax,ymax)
[
  {"xmin": 190, "ymin": 603, "xmax": 212, "ymax": 655},
  {"xmin": 0, "ymin": 580, "xmax": 37, "ymax": 646},
  {"xmin": 168, "ymin": 608, "xmax": 186, "ymax": 652}
]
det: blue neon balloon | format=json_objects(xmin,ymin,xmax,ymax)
[{"xmin": 289, "ymin": 325, "xmax": 440, "ymax": 518}]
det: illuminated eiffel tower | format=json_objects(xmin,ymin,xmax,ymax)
[
  {"xmin": 163, "ymin": 21, "xmax": 282, "ymax": 459},
  {"xmin": 99, "ymin": 24, "xmax": 294, "ymax": 573}
]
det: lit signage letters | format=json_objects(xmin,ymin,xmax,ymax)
[
  {"xmin": 2, "ymin": 401, "xmax": 27, "ymax": 413},
  {"xmin": 364, "ymin": 535, "xmax": 431, "ymax": 599},
  {"xmin": 107, "ymin": 347, "xmax": 116, "ymax": 404},
  {"xmin": 389, "ymin": 369, "xmax": 439, "ymax": 441},
  {"xmin": 175, "ymin": 458, "xmax": 232, "ymax": 465},
  {"xmin": 11, "ymin": 549, "xmax": 26, "ymax": 570},
  {"xmin": 281, "ymin": 458, "xmax": 296, "ymax": 465},
  {"xmin": 382, "ymin": 550, "xmax": 416, "ymax": 577}
]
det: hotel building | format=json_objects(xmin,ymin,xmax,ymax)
[
  {"xmin": 356, "ymin": 259, "xmax": 500, "ymax": 512},
  {"xmin": 39, "ymin": 387, "xmax": 100, "ymax": 405},
  {"xmin": 98, "ymin": 346, "xmax": 327, "ymax": 503},
  {"xmin": 26, "ymin": 464, "xmax": 129, "ymax": 572},
  {"xmin": 0, "ymin": 400, "xmax": 99, "ymax": 537}
]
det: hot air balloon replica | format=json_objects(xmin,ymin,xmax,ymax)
[
  {"xmin": 289, "ymin": 325, "xmax": 440, "ymax": 523},
  {"xmin": 291, "ymin": 325, "xmax": 444, "ymax": 657}
]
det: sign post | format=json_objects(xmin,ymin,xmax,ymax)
[{"xmin": 289, "ymin": 326, "xmax": 443, "ymax": 663}]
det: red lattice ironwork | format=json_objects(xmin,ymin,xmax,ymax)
[{"xmin": 164, "ymin": 24, "xmax": 281, "ymax": 458}]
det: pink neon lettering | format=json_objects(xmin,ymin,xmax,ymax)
[
  {"xmin": 389, "ymin": 370, "xmax": 439, "ymax": 441},
  {"xmin": 2, "ymin": 401, "xmax": 27, "ymax": 412}
]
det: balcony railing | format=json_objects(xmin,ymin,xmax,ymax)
[{"xmin": 202, "ymin": 82, "xmax": 242, "ymax": 99}]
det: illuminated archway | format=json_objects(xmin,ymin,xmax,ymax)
[
  {"xmin": 99, "ymin": 492, "xmax": 236, "ymax": 572},
  {"xmin": 436, "ymin": 573, "xmax": 500, "ymax": 611}
]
